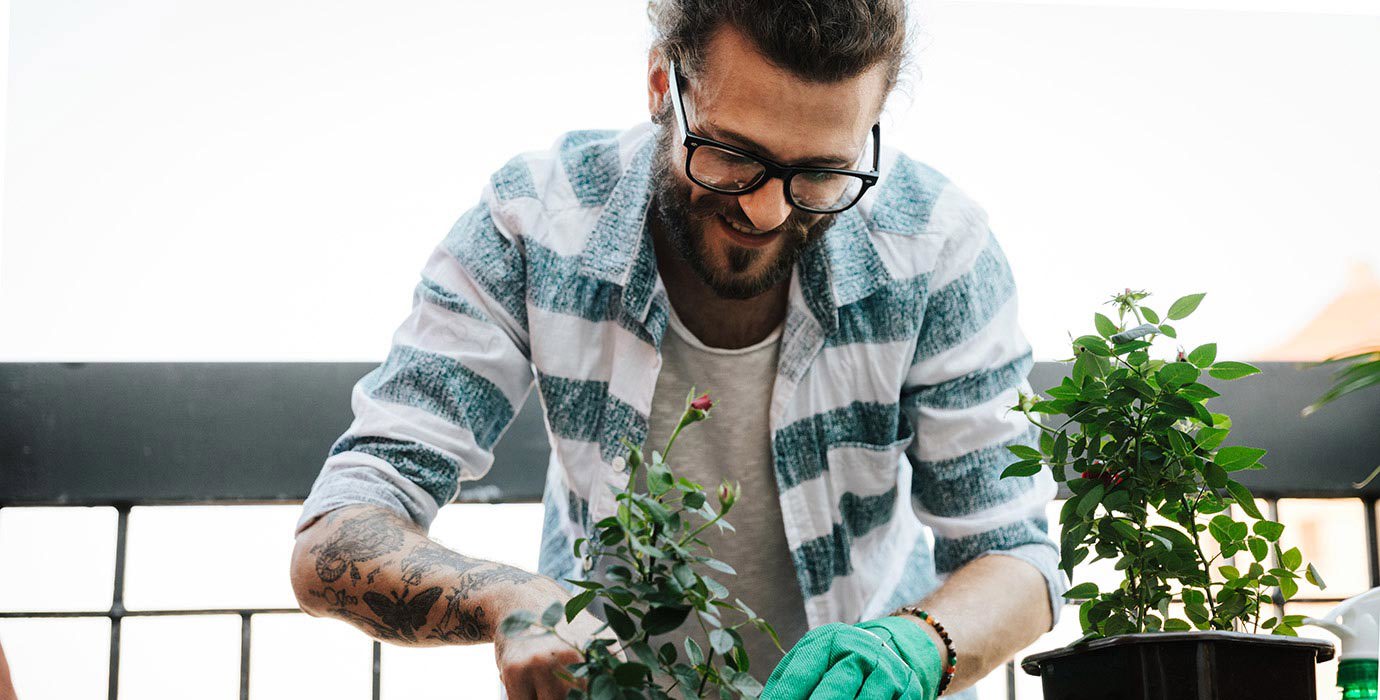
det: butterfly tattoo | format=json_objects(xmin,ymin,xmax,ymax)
[{"xmin": 362, "ymin": 586, "xmax": 443, "ymax": 640}]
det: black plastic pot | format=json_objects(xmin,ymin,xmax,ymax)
[{"xmin": 1021, "ymin": 630, "xmax": 1335, "ymax": 700}]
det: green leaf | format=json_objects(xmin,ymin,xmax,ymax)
[
  {"xmin": 1307, "ymin": 563, "xmax": 1327, "ymax": 590},
  {"xmin": 590, "ymin": 674, "xmax": 619, "ymax": 700},
  {"xmin": 729, "ymin": 670, "xmax": 765, "ymax": 697},
  {"xmin": 1163, "ymin": 618, "xmax": 1192, "ymax": 631},
  {"xmin": 1216, "ymin": 446, "xmax": 1267, "ymax": 472},
  {"xmin": 1219, "ymin": 565, "xmax": 1241, "ymax": 580},
  {"xmin": 540, "ymin": 601, "xmax": 563, "ymax": 627},
  {"xmin": 565, "ymin": 590, "xmax": 598, "ymax": 623},
  {"xmin": 709, "ymin": 628, "xmax": 735, "ymax": 655},
  {"xmin": 1208, "ymin": 515, "xmax": 1238, "ymax": 545},
  {"xmin": 499, "ymin": 609, "xmax": 537, "ymax": 636},
  {"xmin": 1063, "ymin": 582, "xmax": 1100, "ymax": 600},
  {"xmin": 702, "ymin": 557, "xmax": 736, "ymax": 575},
  {"xmin": 641, "ymin": 605, "xmax": 692, "ymax": 635},
  {"xmin": 1204, "ymin": 461, "xmax": 1228, "ymax": 489},
  {"xmin": 1281, "ymin": 547, "xmax": 1302, "ymax": 570},
  {"xmin": 1248, "ymin": 537, "xmax": 1268, "ymax": 562},
  {"xmin": 1196, "ymin": 427, "xmax": 1230, "ymax": 451},
  {"xmin": 1094, "ymin": 313, "xmax": 1118, "ymax": 338},
  {"xmin": 1001, "ymin": 460, "xmax": 1042, "ymax": 478},
  {"xmin": 1209, "ymin": 361, "xmax": 1262, "ymax": 380},
  {"xmin": 1077, "ymin": 483, "xmax": 1106, "ymax": 518},
  {"xmin": 1280, "ymin": 575, "xmax": 1299, "ymax": 600},
  {"xmin": 613, "ymin": 662, "xmax": 649, "ymax": 687},
  {"xmin": 1159, "ymin": 324, "xmax": 1177, "ymax": 338},
  {"xmin": 684, "ymin": 636, "xmax": 704, "ymax": 666},
  {"xmin": 564, "ymin": 579, "xmax": 605, "ymax": 591},
  {"xmin": 1007, "ymin": 444, "xmax": 1043, "ymax": 460},
  {"xmin": 1167, "ymin": 293, "xmax": 1206, "ymax": 320},
  {"xmin": 1253, "ymin": 521, "xmax": 1285, "ymax": 541},
  {"xmin": 603, "ymin": 604, "xmax": 636, "ymax": 640},
  {"xmin": 1142, "ymin": 307, "xmax": 1161, "ymax": 324},
  {"xmin": 1167, "ymin": 428, "xmax": 1193, "ymax": 457},
  {"xmin": 1158, "ymin": 362, "xmax": 1200, "ymax": 389},
  {"xmin": 1225, "ymin": 480, "xmax": 1263, "ymax": 519},
  {"xmin": 683, "ymin": 490, "xmax": 705, "ymax": 509},
  {"xmin": 1188, "ymin": 343, "xmax": 1218, "ymax": 368}
]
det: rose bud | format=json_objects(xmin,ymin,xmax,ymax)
[
  {"xmin": 718, "ymin": 479, "xmax": 740, "ymax": 512},
  {"xmin": 691, "ymin": 393, "xmax": 713, "ymax": 412}
]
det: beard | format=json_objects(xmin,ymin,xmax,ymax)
[{"xmin": 648, "ymin": 112, "xmax": 837, "ymax": 300}]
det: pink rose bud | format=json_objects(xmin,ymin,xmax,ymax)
[
  {"xmin": 717, "ymin": 479, "xmax": 739, "ymax": 510},
  {"xmin": 691, "ymin": 393, "xmax": 713, "ymax": 411}
]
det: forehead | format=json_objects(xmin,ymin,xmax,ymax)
[{"xmin": 688, "ymin": 26, "xmax": 887, "ymax": 164}]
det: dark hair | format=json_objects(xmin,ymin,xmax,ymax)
[{"xmin": 649, "ymin": 0, "xmax": 908, "ymax": 91}]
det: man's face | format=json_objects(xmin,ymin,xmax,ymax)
[{"xmin": 648, "ymin": 27, "xmax": 888, "ymax": 300}]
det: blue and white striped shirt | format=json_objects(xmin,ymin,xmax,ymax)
[{"xmin": 298, "ymin": 120, "xmax": 1064, "ymax": 635}]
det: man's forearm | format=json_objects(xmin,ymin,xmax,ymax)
[
  {"xmin": 291, "ymin": 504, "xmax": 567, "ymax": 646},
  {"xmin": 902, "ymin": 553, "xmax": 1053, "ymax": 693}
]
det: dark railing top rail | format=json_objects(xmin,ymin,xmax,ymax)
[{"xmin": 2, "ymin": 361, "xmax": 1377, "ymax": 506}]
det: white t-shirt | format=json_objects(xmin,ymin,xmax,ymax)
[{"xmin": 636, "ymin": 303, "xmax": 809, "ymax": 683}]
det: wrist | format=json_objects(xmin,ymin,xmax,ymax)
[
  {"xmin": 492, "ymin": 576, "xmax": 567, "ymax": 630},
  {"xmin": 899, "ymin": 613, "xmax": 954, "ymax": 673}
]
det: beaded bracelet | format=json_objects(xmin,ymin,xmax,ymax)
[{"xmin": 889, "ymin": 605, "xmax": 957, "ymax": 696}]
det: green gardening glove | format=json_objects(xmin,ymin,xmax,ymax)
[{"xmin": 760, "ymin": 617, "xmax": 942, "ymax": 700}]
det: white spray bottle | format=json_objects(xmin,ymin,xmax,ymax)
[{"xmin": 1305, "ymin": 586, "xmax": 1380, "ymax": 699}]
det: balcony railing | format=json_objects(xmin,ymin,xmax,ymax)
[{"xmin": 2, "ymin": 362, "xmax": 1376, "ymax": 699}]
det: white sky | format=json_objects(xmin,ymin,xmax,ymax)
[{"xmin": 1, "ymin": 1, "xmax": 1377, "ymax": 362}]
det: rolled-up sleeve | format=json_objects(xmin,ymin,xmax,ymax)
[
  {"xmin": 297, "ymin": 169, "xmax": 536, "ymax": 536},
  {"xmin": 898, "ymin": 185, "xmax": 1066, "ymax": 629}
]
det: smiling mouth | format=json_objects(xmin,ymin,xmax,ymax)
[{"xmin": 722, "ymin": 215, "xmax": 764, "ymax": 236}]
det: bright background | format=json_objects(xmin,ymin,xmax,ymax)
[{"xmin": 2, "ymin": 0, "xmax": 1377, "ymax": 698}]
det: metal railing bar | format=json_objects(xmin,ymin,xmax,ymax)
[
  {"xmin": 108, "ymin": 505, "xmax": 130, "ymax": 700},
  {"xmin": 240, "ymin": 612, "xmax": 252, "ymax": 700},
  {"xmin": 1365, "ymin": 496, "xmax": 1379, "ymax": 589},
  {"xmin": 372, "ymin": 641, "xmax": 382, "ymax": 700},
  {"xmin": 1006, "ymin": 659, "xmax": 1016, "ymax": 699},
  {"xmin": 0, "ymin": 608, "xmax": 302, "ymax": 619}
]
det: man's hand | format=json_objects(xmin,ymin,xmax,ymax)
[
  {"xmin": 760, "ymin": 618, "xmax": 942, "ymax": 700},
  {"xmin": 493, "ymin": 584, "xmax": 624, "ymax": 700}
]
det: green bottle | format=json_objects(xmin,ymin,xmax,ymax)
[
  {"xmin": 1339, "ymin": 659, "xmax": 1378, "ymax": 700},
  {"xmin": 1304, "ymin": 588, "xmax": 1379, "ymax": 700}
]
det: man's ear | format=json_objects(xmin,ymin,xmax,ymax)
[{"xmin": 647, "ymin": 50, "xmax": 670, "ymax": 118}]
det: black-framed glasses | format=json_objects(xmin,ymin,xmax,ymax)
[{"xmin": 666, "ymin": 59, "xmax": 881, "ymax": 215}]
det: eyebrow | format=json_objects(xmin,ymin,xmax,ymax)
[{"xmin": 702, "ymin": 121, "xmax": 857, "ymax": 168}]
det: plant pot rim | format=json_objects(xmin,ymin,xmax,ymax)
[{"xmin": 1020, "ymin": 629, "xmax": 1336, "ymax": 676}]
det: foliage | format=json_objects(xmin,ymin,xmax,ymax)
[
  {"xmin": 1003, "ymin": 289, "xmax": 1325, "ymax": 640},
  {"xmin": 501, "ymin": 390, "xmax": 779, "ymax": 699},
  {"xmin": 1303, "ymin": 349, "xmax": 1380, "ymax": 419},
  {"xmin": 1302, "ymin": 348, "xmax": 1380, "ymax": 489}
]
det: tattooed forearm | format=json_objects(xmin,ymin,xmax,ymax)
[
  {"xmin": 400, "ymin": 542, "xmax": 484, "ymax": 585},
  {"xmin": 310, "ymin": 509, "xmax": 406, "ymax": 583},
  {"xmin": 425, "ymin": 565, "xmax": 540, "ymax": 642},
  {"xmin": 294, "ymin": 506, "xmax": 557, "ymax": 647}
]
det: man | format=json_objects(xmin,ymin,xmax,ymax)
[{"xmin": 291, "ymin": 1, "xmax": 1064, "ymax": 697}]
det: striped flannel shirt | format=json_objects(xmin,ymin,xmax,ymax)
[{"xmin": 297, "ymin": 120, "xmax": 1065, "ymax": 635}]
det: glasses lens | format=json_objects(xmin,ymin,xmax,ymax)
[
  {"xmin": 790, "ymin": 171, "xmax": 866, "ymax": 212},
  {"xmin": 687, "ymin": 144, "xmax": 766, "ymax": 192}
]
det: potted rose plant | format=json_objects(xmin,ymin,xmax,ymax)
[
  {"xmin": 1008, "ymin": 289, "xmax": 1335, "ymax": 700},
  {"xmin": 500, "ymin": 390, "xmax": 780, "ymax": 699}
]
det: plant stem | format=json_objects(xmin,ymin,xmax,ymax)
[{"xmin": 1179, "ymin": 494, "xmax": 1218, "ymax": 623}]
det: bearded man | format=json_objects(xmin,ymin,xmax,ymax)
[{"xmin": 291, "ymin": 1, "xmax": 1063, "ymax": 697}]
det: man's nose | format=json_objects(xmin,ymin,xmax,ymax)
[{"xmin": 736, "ymin": 177, "xmax": 792, "ymax": 232}]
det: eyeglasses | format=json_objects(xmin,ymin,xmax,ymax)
[{"xmin": 666, "ymin": 59, "xmax": 881, "ymax": 215}]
